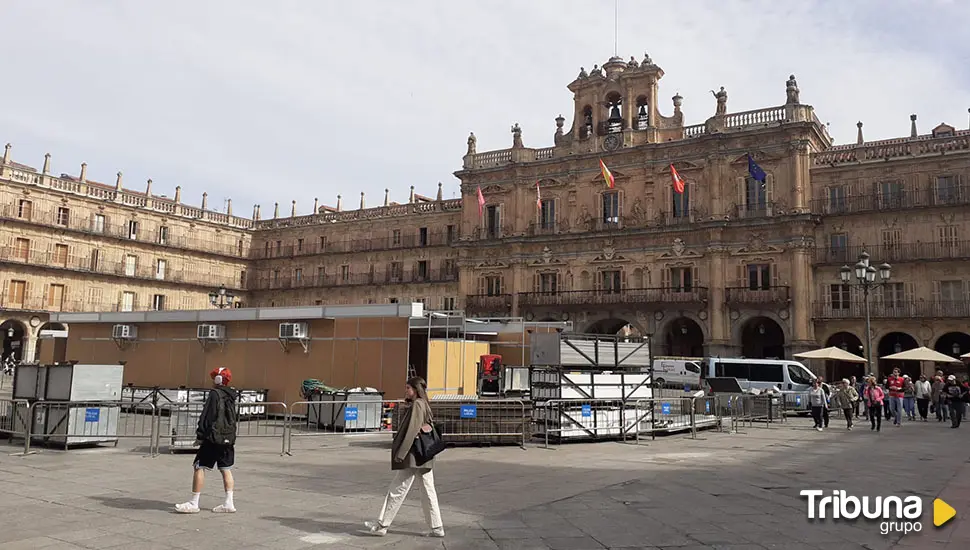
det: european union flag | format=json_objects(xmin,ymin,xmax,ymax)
[{"xmin": 747, "ymin": 154, "xmax": 766, "ymax": 183}]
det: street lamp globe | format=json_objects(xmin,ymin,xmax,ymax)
[
  {"xmin": 865, "ymin": 265, "xmax": 877, "ymax": 283},
  {"xmin": 854, "ymin": 261, "xmax": 867, "ymax": 282},
  {"xmin": 839, "ymin": 265, "xmax": 852, "ymax": 284},
  {"xmin": 878, "ymin": 263, "xmax": 892, "ymax": 281},
  {"xmin": 953, "ymin": 342, "xmax": 960, "ymax": 356}
]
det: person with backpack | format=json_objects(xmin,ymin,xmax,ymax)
[
  {"xmin": 175, "ymin": 367, "xmax": 238, "ymax": 514},
  {"xmin": 364, "ymin": 376, "xmax": 444, "ymax": 538},
  {"xmin": 944, "ymin": 375, "xmax": 968, "ymax": 428}
]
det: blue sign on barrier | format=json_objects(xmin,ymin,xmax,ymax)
[
  {"xmin": 661, "ymin": 402, "xmax": 672, "ymax": 415},
  {"xmin": 84, "ymin": 408, "xmax": 100, "ymax": 423},
  {"xmin": 795, "ymin": 396, "xmax": 802, "ymax": 407},
  {"xmin": 705, "ymin": 401, "xmax": 711, "ymax": 414},
  {"xmin": 460, "ymin": 405, "xmax": 477, "ymax": 419},
  {"xmin": 581, "ymin": 404, "xmax": 592, "ymax": 417},
  {"xmin": 684, "ymin": 385, "xmax": 690, "ymax": 392},
  {"xmin": 344, "ymin": 406, "xmax": 359, "ymax": 421}
]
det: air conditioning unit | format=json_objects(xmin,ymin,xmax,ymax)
[
  {"xmin": 279, "ymin": 322, "xmax": 308, "ymax": 339},
  {"xmin": 197, "ymin": 324, "xmax": 226, "ymax": 340},
  {"xmin": 111, "ymin": 324, "xmax": 138, "ymax": 340}
]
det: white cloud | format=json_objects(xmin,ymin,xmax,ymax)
[{"xmin": 1, "ymin": 0, "xmax": 968, "ymax": 215}]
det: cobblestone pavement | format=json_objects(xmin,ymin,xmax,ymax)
[{"xmin": 0, "ymin": 415, "xmax": 967, "ymax": 549}]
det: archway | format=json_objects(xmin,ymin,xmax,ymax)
[
  {"xmin": 740, "ymin": 317, "xmax": 785, "ymax": 359},
  {"xmin": 877, "ymin": 332, "xmax": 919, "ymax": 379},
  {"xmin": 665, "ymin": 317, "xmax": 704, "ymax": 357},
  {"xmin": 34, "ymin": 322, "xmax": 69, "ymax": 363},
  {"xmin": 824, "ymin": 331, "xmax": 866, "ymax": 382},
  {"xmin": 586, "ymin": 318, "xmax": 642, "ymax": 339},
  {"xmin": 1, "ymin": 319, "xmax": 28, "ymax": 365},
  {"xmin": 933, "ymin": 332, "xmax": 970, "ymax": 377}
]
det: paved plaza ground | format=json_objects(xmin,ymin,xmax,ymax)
[{"xmin": 0, "ymin": 411, "xmax": 968, "ymax": 550}]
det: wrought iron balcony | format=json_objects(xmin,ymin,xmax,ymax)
[
  {"xmin": 733, "ymin": 201, "xmax": 780, "ymax": 219},
  {"xmin": 250, "ymin": 229, "xmax": 457, "ymax": 260},
  {"xmin": 810, "ymin": 184, "xmax": 970, "ymax": 216},
  {"xmin": 814, "ymin": 241, "xmax": 970, "ymax": 265},
  {"xmin": 248, "ymin": 267, "xmax": 458, "ymax": 291},
  {"xmin": 813, "ymin": 300, "xmax": 970, "ymax": 319},
  {"xmin": 464, "ymin": 294, "xmax": 512, "ymax": 313},
  {"xmin": 725, "ymin": 286, "xmax": 791, "ymax": 304},
  {"xmin": 518, "ymin": 287, "xmax": 708, "ymax": 308}
]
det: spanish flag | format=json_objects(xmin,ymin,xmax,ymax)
[{"xmin": 599, "ymin": 159, "xmax": 615, "ymax": 189}]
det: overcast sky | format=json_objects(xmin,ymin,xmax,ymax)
[{"xmin": 2, "ymin": 0, "xmax": 968, "ymax": 216}]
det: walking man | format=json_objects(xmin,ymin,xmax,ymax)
[
  {"xmin": 915, "ymin": 374, "xmax": 931, "ymax": 421},
  {"xmin": 943, "ymin": 375, "xmax": 968, "ymax": 429},
  {"xmin": 176, "ymin": 367, "xmax": 238, "ymax": 514},
  {"xmin": 887, "ymin": 368, "xmax": 905, "ymax": 426}
]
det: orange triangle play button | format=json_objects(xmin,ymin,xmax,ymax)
[{"xmin": 934, "ymin": 498, "xmax": 956, "ymax": 527}]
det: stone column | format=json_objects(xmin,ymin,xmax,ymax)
[
  {"xmin": 789, "ymin": 240, "xmax": 815, "ymax": 354},
  {"xmin": 790, "ymin": 140, "xmax": 810, "ymax": 212},
  {"xmin": 706, "ymin": 243, "xmax": 732, "ymax": 356}
]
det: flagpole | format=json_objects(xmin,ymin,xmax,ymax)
[{"xmin": 613, "ymin": 0, "xmax": 618, "ymax": 57}]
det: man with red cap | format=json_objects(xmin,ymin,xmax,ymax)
[{"xmin": 176, "ymin": 367, "xmax": 238, "ymax": 514}]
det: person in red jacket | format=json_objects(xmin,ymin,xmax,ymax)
[{"xmin": 886, "ymin": 368, "xmax": 905, "ymax": 426}]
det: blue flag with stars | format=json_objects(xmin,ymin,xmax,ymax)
[{"xmin": 747, "ymin": 154, "xmax": 766, "ymax": 183}]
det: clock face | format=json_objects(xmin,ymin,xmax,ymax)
[{"xmin": 603, "ymin": 134, "xmax": 621, "ymax": 152}]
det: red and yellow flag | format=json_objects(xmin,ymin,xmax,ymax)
[
  {"xmin": 599, "ymin": 159, "xmax": 615, "ymax": 189},
  {"xmin": 670, "ymin": 164, "xmax": 686, "ymax": 194}
]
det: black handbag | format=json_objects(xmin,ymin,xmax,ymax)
[{"xmin": 411, "ymin": 420, "xmax": 446, "ymax": 466}]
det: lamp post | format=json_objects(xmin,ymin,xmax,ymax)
[
  {"xmin": 840, "ymin": 251, "xmax": 891, "ymax": 377},
  {"xmin": 208, "ymin": 284, "xmax": 236, "ymax": 309}
]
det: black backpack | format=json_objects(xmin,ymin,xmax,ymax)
[{"xmin": 207, "ymin": 388, "xmax": 238, "ymax": 445}]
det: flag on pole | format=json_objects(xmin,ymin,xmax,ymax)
[
  {"xmin": 535, "ymin": 180, "xmax": 542, "ymax": 211},
  {"xmin": 599, "ymin": 159, "xmax": 615, "ymax": 189},
  {"xmin": 747, "ymin": 154, "xmax": 767, "ymax": 184},
  {"xmin": 476, "ymin": 185, "xmax": 486, "ymax": 217},
  {"xmin": 670, "ymin": 164, "xmax": 686, "ymax": 194}
]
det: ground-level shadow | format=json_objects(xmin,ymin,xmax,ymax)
[
  {"xmin": 89, "ymin": 495, "xmax": 173, "ymax": 511},
  {"xmin": 262, "ymin": 515, "xmax": 426, "ymax": 538}
]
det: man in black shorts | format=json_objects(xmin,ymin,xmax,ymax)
[{"xmin": 175, "ymin": 367, "xmax": 238, "ymax": 514}]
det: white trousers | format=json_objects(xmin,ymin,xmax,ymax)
[{"xmin": 377, "ymin": 468, "xmax": 442, "ymax": 529}]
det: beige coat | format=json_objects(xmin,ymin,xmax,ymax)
[{"xmin": 391, "ymin": 398, "xmax": 434, "ymax": 471}]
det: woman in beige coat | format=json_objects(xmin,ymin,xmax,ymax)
[{"xmin": 364, "ymin": 376, "xmax": 444, "ymax": 538}]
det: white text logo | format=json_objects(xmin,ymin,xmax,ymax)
[{"xmin": 800, "ymin": 490, "xmax": 923, "ymax": 535}]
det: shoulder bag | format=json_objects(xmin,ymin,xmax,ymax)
[{"xmin": 411, "ymin": 405, "xmax": 446, "ymax": 466}]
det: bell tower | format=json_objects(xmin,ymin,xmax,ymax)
[{"xmin": 567, "ymin": 53, "xmax": 666, "ymax": 147}]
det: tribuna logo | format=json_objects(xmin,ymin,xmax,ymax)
[{"xmin": 801, "ymin": 490, "xmax": 923, "ymax": 535}]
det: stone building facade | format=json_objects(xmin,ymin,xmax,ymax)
[{"xmin": 3, "ymin": 54, "xmax": 970, "ymax": 377}]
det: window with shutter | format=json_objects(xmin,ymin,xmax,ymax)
[
  {"xmin": 600, "ymin": 270, "xmax": 621, "ymax": 294},
  {"xmin": 744, "ymin": 176, "xmax": 767, "ymax": 216},
  {"xmin": 7, "ymin": 280, "xmax": 26, "ymax": 305},
  {"xmin": 828, "ymin": 186, "xmax": 847, "ymax": 213},
  {"xmin": 880, "ymin": 229, "xmax": 901, "ymax": 260},
  {"xmin": 746, "ymin": 264, "xmax": 771, "ymax": 290},
  {"xmin": 540, "ymin": 199, "xmax": 556, "ymax": 230},
  {"xmin": 155, "ymin": 259, "xmax": 167, "ymax": 280},
  {"xmin": 938, "ymin": 225, "xmax": 958, "ymax": 256},
  {"xmin": 829, "ymin": 233, "xmax": 849, "ymax": 263},
  {"xmin": 673, "ymin": 184, "xmax": 690, "ymax": 218},
  {"xmin": 93, "ymin": 214, "xmax": 105, "ymax": 233},
  {"xmin": 14, "ymin": 238, "xmax": 30, "ymax": 261},
  {"xmin": 124, "ymin": 255, "xmax": 137, "ymax": 277},
  {"xmin": 53, "ymin": 244, "xmax": 68, "ymax": 266},
  {"xmin": 876, "ymin": 181, "xmax": 905, "ymax": 209},
  {"xmin": 18, "ymin": 200, "xmax": 32, "ymax": 220},
  {"xmin": 936, "ymin": 175, "xmax": 960, "ymax": 205},
  {"xmin": 539, "ymin": 272, "xmax": 558, "ymax": 293},
  {"xmin": 669, "ymin": 267, "xmax": 693, "ymax": 292},
  {"xmin": 56, "ymin": 207, "xmax": 70, "ymax": 226},
  {"xmin": 121, "ymin": 291, "xmax": 135, "ymax": 312},
  {"xmin": 485, "ymin": 205, "xmax": 501, "ymax": 238},
  {"xmin": 602, "ymin": 192, "xmax": 619, "ymax": 225},
  {"xmin": 829, "ymin": 284, "xmax": 850, "ymax": 310}
]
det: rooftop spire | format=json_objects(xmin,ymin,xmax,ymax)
[{"xmin": 856, "ymin": 121, "xmax": 864, "ymax": 145}]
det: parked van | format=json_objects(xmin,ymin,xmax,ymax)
[
  {"xmin": 699, "ymin": 357, "xmax": 817, "ymax": 392},
  {"xmin": 651, "ymin": 357, "xmax": 703, "ymax": 388}
]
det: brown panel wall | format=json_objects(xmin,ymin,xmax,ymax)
[{"xmin": 61, "ymin": 316, "xmax": 410, "ymax": 402}]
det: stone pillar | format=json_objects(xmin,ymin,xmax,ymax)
[
  {"xmin": 42, "ymin": 153, "xmax": 51, "ymax": 175},
  {"xmin": 79, "ymin": 162, "xmax": 87, "ymax": 183},
  {"xmin": 790, "ymin": 140, "xmax": 810, "ymax": 212},
  {"xmin": 706, "ymin": 243, "xmax": 731, "ymax": 354},
  {"xmin": 790, "ymin": 242, "xmax": 815, "ymax": 353}
]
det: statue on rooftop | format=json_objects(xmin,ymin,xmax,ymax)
[
  {"xmin": 786, "ymin": 75, "xmax": 800, "ymax": 105},
  {"xmin": 641, "ymin": 52, "xmax": 653, "ymax": 66},
  {"xmin": 511, "ymin": 123, "xmax": 523, "ymax": 149},
  {"xmin": 466, "ymin": 132, "xmax": 477, "ymax": 155},
  {"xmin": 711, "ymin": 87, "xmax": 728, "ymax": 116},
  {"xmin": 627, "ymin": 56, "xmax": 639, "ymax": 68},
  {"xmin": 577, "ymin": 66, "xmax": 588, "ymax": 79},
  {"xmin": 590, "ymin": 64, "xmax": 602, "ymax": 77}
]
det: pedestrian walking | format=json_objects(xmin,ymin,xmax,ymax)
[
  {"xmin": 364, "ymin": 376, "xmax": 444, "ymax": 538},
  {"xmin": 902, "ymin": 375, "xmax": 916, "ymax": 421},
  {"xmin": 887, "ymin": 369, "xmax": 905, "ymax": 426},
  {"xmin": 818, "ymin": 376, "xmax": 831, "ymax": 428},
  {"xmin": 831, "ymin": 379, "xmax": 859, "ymax": 430},
  {"xmin": 915, "ymin": 375, "xmax": 931, "ymax": 421},
  {"xmin": 808, "ymin": 379, "xmax": 828, "ymax": 432},
  {"xmin": 932, "ymin": 375, "xmax": 948, "ymax": 422},
  {"xmin": 176, "ymin": 367, "xmax": 238, "ymax": 514},
  {"xmin": 863, "ymin": 377, "xmax": 884, "ymax": 432},
  {"xmin": 944, "ymin": 375, "xmax": 968, "ymax": 428}
]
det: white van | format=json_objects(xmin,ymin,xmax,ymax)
[
  {"xmin": 651, "ymin": 357, "xmax": 703, "ymax": 388},
  {"xmin": 700, "ymin": 357, "xmax": 817, "ymax": 392}
]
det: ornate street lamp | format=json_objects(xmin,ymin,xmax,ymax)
[
  {"xmin": 839, "ymin": 251, "xmax": 891, "ymax": 375},
  {"xmin": 208, "ymin": 284, "xmax": 236, "ymax": 309}
]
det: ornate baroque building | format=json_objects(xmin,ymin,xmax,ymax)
[{"xmin": 3, "ymin": 53, "xmax": 970, "ymax": 374}]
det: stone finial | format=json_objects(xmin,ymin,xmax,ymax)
[
  {"xmin": 174, "ymin": 185, "xmax": 181, "ymax": 203},
  {"xmin": 145, "ymin": 178, "xmax": 152, "ymax": 196},
  {"xmin": 226, "ymin": 198, "xmax": 232, "ymax": 216},
  {"xmin": 201, "ymin": 192, "xmax": 208, "ymax": 210},
  {"xmin": 466, "ymin": 132, "xmax": 477, "ymax": 155},
  {"xmin": 409, "ymin": 186, "xmax": 415, "ymax": 203},
  {"xmin": 42, "ymin": 153, "xmax": 51, "ymax": 175},
  {"xmin": 291, "ymin": 200, "xmax": 296, "ymax": 217},
  {"xmin": 672, "ymin": 92, "xmax": 683, "ymax": 110},
  {"xmin": 255, "ymin": 204, "xmax": 261, "ymax": 220},
  {"xmin": 79, "ymin": 162, "xmax": 87, "ymax": 183},
  {"xmin": 910, "ymin": 114, "xmax": 918, "ymax": 138},
  {"xmin": 252, "ymin": 204, "xmax": 258, "ymax": 219},
  {"xmin": 313, "ymin": 197, "xmax": 318, "ymax": 213},
  {"xmin": 2, "ymin": 143, "xmax": 10, "ymax": 165},
  {"xmin": 436, "ymin": 182, "xmax": 443, "ymax": 201},
  {"xmin": 856, "ymin": 121, "xmax": 864, "ymax": 144},
  {"xmin": 115, "ymin": 171, "xmax": 123, "ymax": 190},
  {"xmin": 384, "ymin": 189, "xmax": 389, "ymax": 206},
  {"xmin": 555, "ymin": 114, "xmax": 565, "ymax": 132},
  {"xmin": 272, "ymin": 202, "xmax": 279, "ymax": 218},
  {"xmin": 336, "ymin": 195, "xmax": 342, "ymax": 211},
  {"xmin": 360, "ymin": 192, "xmax": 365, "ymax": 209}
]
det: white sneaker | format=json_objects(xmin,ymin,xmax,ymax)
[
  {"xmin": 175, "ymin": 502, "xmax": 200, "ymax": 514},
  {"xmin": 212, "ymin": 504, "xmax": 236, "ymax": 513},
  {"xmin": 426, "ymin": 528, "xmax": 445, "ymax": 538},
  {"xmin": 816, "ymin": 427, "xmax": 823, "ymax": 432},
  {"xmin": 363, "ymin": 521, "xmax": 387, "ymax": 537},
  {"xmin": 847, "ymin": 426, "xmax": 852, "ymax": 431}
]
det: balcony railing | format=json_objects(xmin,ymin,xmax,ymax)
[
  {"xmin": 814, "ymin": 241, "xmax": 970, "ymax": 265},
  {"xmin": 518, "ymin": 287, "xmax": 708, "ymax": 308},
  {"xmin": 725, "ymin": 286, "xmax": 791, "ymax": 304},
  {"xmin": 248, "ymin": 268, "xmax": 458, "ymax": 291},
  {"xmin": 733, "ymin": 202, "xmax": 779, "ymax": 219},
  {"xmin": 813, "ymin": 300, "xmax": 970, "ymax": 319},
  {"xmin": 464, "ymin": 294, "xmax": 512, "ymax": 313},
  {"xmin": 527, "ymin": 221, "xmax": 567, "ymax": 236},
  {"xmin": 0, "ymin": 246, "xmax": 241, "ymax": 289},
  {"xmin": 251, "ymin": 230, "xmax": 457, "ymax": 260},
  {"xmin": 473, "ymin": 225, "xmax": 515, "ymax": 240},
  {"xmin": 810, "ymin": 185, "xmax": 970, "ymax": 216},
  {"xmin": 0, "ymin": 204, "xmax": 248, "ymax": 258},
  {"xmin": 0, "ymin": 295, "xmax": 47, "ymax": 312}
]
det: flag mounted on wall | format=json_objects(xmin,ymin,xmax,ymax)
[
  {"xmin": 747, "ymin": 154, "xmax": 767, "ymax": 184},
  {"xmin": 599, "ymin": 159, "xmax": 615, "ymax": 189},
  {"xmin": 670, "ymin": 164, "xmax": 686, "ymax": 194},
  {"xmin": 535, "ymin": 181, "xmax": 542, "ymax": 211},
  {"xmin": 476, "ymin": 185, "xmax": 486, "ymax": 217}
]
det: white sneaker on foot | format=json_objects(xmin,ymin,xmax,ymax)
[
  {"xmin": 362, "ymin": 521, "xmax": 387, "ymax": 536},
  {"xmin": 175, "ymin": 502, "xmax": 200, "ymax": 514},
  {"xmin": 212, "ymin": 504, "xmax": 236, "ymax": 513},
  {"xmin": 426, "ymin": 528, "xmax": 445, "ymax": 538},
  {"xmin": 816, "ymin": 427, "xmax": 823, "ymax": 432}
]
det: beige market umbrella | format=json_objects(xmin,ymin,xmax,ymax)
[
  {"xmin": 880, "ymin": 346, "xmax": 961, "ymax": 363},
  {"xmin": 961, "ymin": 352, "xmax": 970, "ymax": 360},
  {"xmin": 794, "ymin": 347, "xmax": 867, "ymax": 363}
]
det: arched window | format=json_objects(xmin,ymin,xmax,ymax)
[
  {"xmin": 605, "ymin": 92, "xmax": 623, "ymax": 134},
  {"xmin": 581, "ymin": 105, "xmax": 593, "ymax": 139},
  {"xmin": 636, "ymin": 95, "xmax": 649, "ymax": 129}
]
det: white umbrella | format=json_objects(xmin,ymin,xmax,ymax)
[
  {"xmin": 961, "ymin": 352, "xmax": 970, "ymax": 360},
  {"xmin": 794, "ymin": 346, "xmax": 867, "ymax": 363},
  {"xmin": 880, "ymin": 346, "xmax": 961, "ymax": 363}
]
